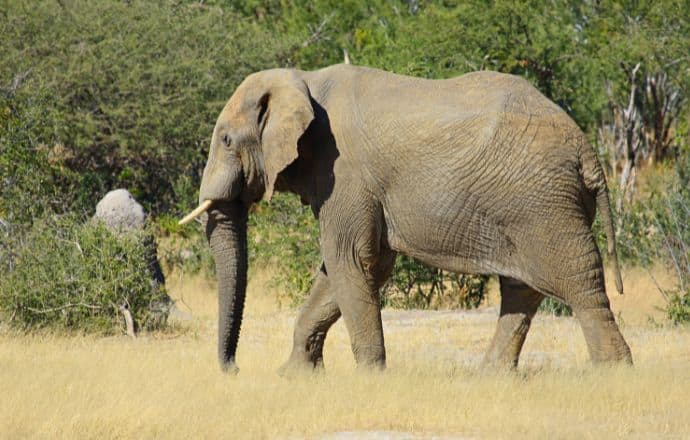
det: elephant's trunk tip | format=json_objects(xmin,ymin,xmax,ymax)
[{"xmin": 178, "ymin": 200, "xmax": 213, "ymax": 226}]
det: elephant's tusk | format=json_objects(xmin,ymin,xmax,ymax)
[{"xmin": 178, "ymin": 200, "xmax": 213, "ymax": 226}]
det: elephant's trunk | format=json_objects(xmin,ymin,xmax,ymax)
[{"xmin": 205, "ymin": 200, "xmax": 248, "ymax": 373}]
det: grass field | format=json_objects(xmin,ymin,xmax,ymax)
[{"xmin": 2, "ymin": 267, "xmax": 689, "ymax": 439}]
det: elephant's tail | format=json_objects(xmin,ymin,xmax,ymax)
[
  {"xmin": 580, "ymin": 138, "xmax": 624, "ymax": 294},
  {"xmin": 596, "ymin": 189, "xmax": 624, "ymax": 294}
]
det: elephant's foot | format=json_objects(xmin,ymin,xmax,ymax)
[
  {"xmin": 352, "ymin": 344, "xmax": 386, "ymax": 371},
  {"xmin": 576, "ymin": 307, "xmax": 633, "ymax": 365},
  {"xmin": 481, "ymin": 313, "xmax": 531, "ymax": 371},
  {"xmin": 480, "ymin": 355, "xmax": 518, "ymax": 372},
  {"xmin": 279, "ymin": 329, "xmax": 329, "ymax": 378},
  {"xmin": 277, "ymin": 355, "xmax": 323, "ymax": 378},
  {"xmin": 482, "ymin": 277, "xmax": 544, "ymax": 371}
]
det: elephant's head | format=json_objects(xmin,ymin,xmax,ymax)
[{"xmin": 179, "ymin": 70, "xmax": 314, "ymax": 372}]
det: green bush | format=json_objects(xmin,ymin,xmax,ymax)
[
  {"xmin": 0, "ymin": 215, "xmax": 170, "ymax": 333},
  {"xmin": 248, "ymin": 194, "xmax": 322, "ymax": 306},
  {"xmin": 538, "ymin": 297, "xmax": 572, "ymax": 317},
  {"xmin": 666, "ymin": 293, "xmax": 690, "ymax": 325},
  {"xmin": 160, "ymin": 193, "xmax": 321, "ymax": 306},
  {"xmin": 267, "ymin": 0, "xmax": 690, "ymax": 132},
  {"xmin": 4, "ymin": 0, "xmax": 688, "ymax": 218},
  {"xmin": 1, "ymin": 0, "xmax": 298, "ymax": 214},
  {"xmin": 0, "ymin": 90, "xmax": 82, "ymax": 226},
  {"xmin": 156, "ymin": 212, "xmax": 217, "ymax": 277},
  {"xmin": 380, "ymin": 256, "xmax": 488, "ymax": 310},
  {"xmin": 656, "ymin": 148, "xmax": 690, "ymax": 324}
]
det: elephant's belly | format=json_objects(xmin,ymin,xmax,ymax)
[{"xmin": 383, "ymin": 203, "xmax": 524, "ymax": 279}]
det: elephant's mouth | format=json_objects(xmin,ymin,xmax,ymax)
[{"xmin": 178, "ymin": 199, "xmax": 214, "ymax": 225}]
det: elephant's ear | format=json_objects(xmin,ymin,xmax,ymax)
[{"xmin": 259, "ymin": 73, "xmax": 314, "ymax": 200}]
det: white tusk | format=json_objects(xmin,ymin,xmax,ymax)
[{"xmin": 178, "ymin": 200, "xmax": 213, "ymax": 226}]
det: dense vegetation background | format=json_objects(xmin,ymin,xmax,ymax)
[{"xmin": 1, "ymin": 0, "xmax": 689, "ymax": 331}]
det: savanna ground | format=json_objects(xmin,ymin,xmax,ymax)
[{"xmin": 2, "ymin": 266, "xmax": 689, "ymax": 439}]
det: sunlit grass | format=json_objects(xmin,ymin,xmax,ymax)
[{"xmin": 1, "ymin": 267, "xmax": 688, "ymax": 439}]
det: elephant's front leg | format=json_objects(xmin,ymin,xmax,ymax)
[
  {"xmin": 323, "ymin": 244, "xmax": 389, "ymax": 369},
  {"xmin": 332, "ymin": 269, "xmax": 386, "ymax": 368},
  {"xmin": 319, "ymin": 190, "xmax": 390, "ymax": 369},
  {"xmin": 279, "ymin": 264, "xmax": 341, "ymax": 375}
]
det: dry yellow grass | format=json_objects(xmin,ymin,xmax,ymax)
[{"xmin": 2, "ymin": 266, "xmax": 689, "ymax": 439}]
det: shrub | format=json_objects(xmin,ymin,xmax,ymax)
[
  {"xmin": 0, "ymin": 215, "xmax": 169, "ymax": 333},
  {"xmin": 0, "ymin": 90, "xmax": 82, "ymax": 226},
  {"xmin": 161, "ymin": 193, "xmax": 321, "ymax": 306},
  {"xmin": 247, "ymin": 194, "xmax": 322, "ymax": 306},
  {"xmin": 666, "ymin": 293, "xmax": 690, "ymax": 325},
  {"xmin": 4, "ymin": 0, "xmax": 688, "ymax": 316},
  {"xmin": 656, "ymin": 147, "xmax": 690, "ymax": 324},
  {"xmin": 1, "ymin": 0, "xmax": 298, "ymax": 215},
  {"xmin": 608, "ymin": 143, "xmax": 689, "ymax": 324},
  {"xmin": 381, "ymin": 256, "xmax": 488, "ymax": 310},
  {"xmin": 157, "ymin": 214, "xmax": 216, "ymax": 277},
  {"xmin": 538, "ymin": 297, "xmax": 573, "ymax": 317}
]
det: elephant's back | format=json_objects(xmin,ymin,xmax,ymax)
[{"xmin": 327, "ymin": 65, "xmax": 565, "ymax": 118}]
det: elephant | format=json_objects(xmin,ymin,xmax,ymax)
[{"xmin": 179, "ymin": 64, "xmax": 633, "ymax": 374}]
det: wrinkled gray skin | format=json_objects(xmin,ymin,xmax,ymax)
[
  {"xmin": 196, "ymin": 64, "xmax": 632, "ymax": 374},
  {"xmin": 94, "ymin": 189, "xmax": 168, "ymax": 309}
]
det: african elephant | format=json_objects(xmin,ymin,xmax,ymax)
[{"xmin": 179, "ymin": 64, "xmax": 632, "ymax": 373}]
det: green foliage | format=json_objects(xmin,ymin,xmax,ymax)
[
  {"xmin": 538, "ymin": 297, "xmax": 572, "ymax": 317},
  {"xmin": 0, "ymin": 90, "xmax": 82, "ymax": 225},
  {"xmin": 247, "ymin": 194, "xmax": 321, "ymax": 306},
  {"xmin": 258, "ymin": 0, "xmax": 690, "ymax": 132},
  {"xmin": 1, "ymin": 0, "xmax": 298, "ymax": 214},
  {"xmin": 608, "ymin": 145, "xmax": 690, "ymax": 324},
  {"xmin": 6, "ymin": 0, "xmax": 686, "ymax": 216},
  {"xmin": 382, "ymin": 255, "xmax": 488, "ymax": 310},
  {"xmin": 0, "ymin": 215, "xmax": 169, "ymax": 333},
  {"xmin": 158, "ymin": 226, "xmax": 217, "ymax": 277},
  {"xmin": 666, "ymin": 292, "xmax": 690, "ymax": 325},
  {"xmin": 655, "ymin": 148, "xmax": 690, "ymax": 324},
  {"xmin": 157, "ymin": 194, "xmax": 320, "ymax": 307}
]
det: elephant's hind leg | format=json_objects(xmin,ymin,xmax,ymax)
[
  {"xmin": 547, "ymin": 232, "xmax": 633, "ymax": 365},
  {"xmin": 279, "ymin": 265, "xmax": 341, "ymax": 375},
  {"xmin": 482, "ymin": 277, "xmax": 544, "ymax": 369},
  {"xmin": 575, "ymin": 305, "xmax": 632, "ymax": 364}
]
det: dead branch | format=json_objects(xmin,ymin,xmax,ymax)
[
  {"xmin": 26, "ymin": 302, "xmax": 102, "ymax": 314},
  {"xmin": 644, "ymin": 72, "xmax": 683, "ymax": 164},
  {"xmin": 613, "ymin": 63, "xmax": 643, "ymax": 231},
  {"xmin": 3, "ymin": 69, "xmax": 32, "ymax": 97},
  {"xmin": 301, "ymin": 13, "xmax": 334, "ymax": 48}
]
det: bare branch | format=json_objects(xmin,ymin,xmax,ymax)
[
  {"xmin": 119, "ymin": 303, "xmax": 136, "ymax": 338},
  {"xmin": 301, "ymin": 13, "xmax": 335, "ymax": 48},
  {"xmin": 3, "ymin": 69, "xmax": 32, "ymax": 97},
  {"xmin": 26, "ymin": 302, "xmax": 102, "ymax": 314}
]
